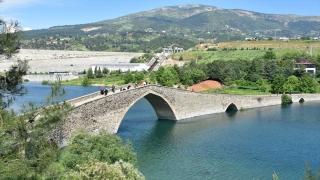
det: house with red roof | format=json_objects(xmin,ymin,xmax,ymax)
[{"xmin": 294, "ymin": 62, "xmax": 316, "ymax": 75}]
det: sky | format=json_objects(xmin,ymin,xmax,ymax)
[{"xmin": 1, "ymin": 0, "xmax": 320, "ymax": 30}]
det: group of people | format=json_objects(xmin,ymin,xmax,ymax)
[
  {"xmin": 100, "ymin": 82, "xmax": 150, "ymax": 95},
  {"xmin": 100, "ymin": 85, "xmax": 116, "ymax": 95}
]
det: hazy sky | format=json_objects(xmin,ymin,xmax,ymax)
[{"xmin": 1, "ymin": 0, "xmax": 320, "ymax": 30}]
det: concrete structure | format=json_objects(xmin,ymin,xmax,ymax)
[
  {"xmin": 162, "ymin": 47, "xmax": 184, "ymax": 54},
  {"xmin": 294, "ymin": 62, "xmax": 316, "ymax": 75},
  {"xmin": 91, "ymin": 63, "xmax": 148, "ymax": 73},
  {"xmin": 50, "ymin": 85, "xmax": 320, "ymax": 148},
  {"xmin": 147, "ymin": 53, "xmax": 168, "ymax": 72}
]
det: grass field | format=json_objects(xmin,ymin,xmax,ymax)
[
  {"xmin": 61, "ymin": 75, "xmax": 125, "ymax": 86},
  {"xmin": 174, "ymin": 40, "xmax": 320, "ymax": 63}
]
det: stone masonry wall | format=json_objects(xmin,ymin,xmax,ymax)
[{"xmin": 52, "ymin": 85, "xmax": 320, "ymax": 148}]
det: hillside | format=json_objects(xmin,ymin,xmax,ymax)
[{"xmin": 22, "ymin": 4, "xmax": 320, "ymax": 52}]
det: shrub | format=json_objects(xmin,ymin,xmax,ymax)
[
  {"xmin": 81, "ymin": 76, "xmax": 90, "ymax": 86},
  {"xmin": 281, "ymin": 94, "xmax": 292, "ymax": 105},
  {"xmin": 42, "ymin": 80, "xmax": 50, "ymax": 85}
]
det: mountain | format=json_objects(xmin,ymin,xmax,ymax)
[{"xmin": 22, "ymin": 4, "xmax": 320, "ymax": 51}]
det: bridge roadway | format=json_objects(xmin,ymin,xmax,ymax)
[{"xmin": 50, "ymin": 84, "xmax": 320, "ymax": 148}]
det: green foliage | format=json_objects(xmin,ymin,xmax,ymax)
[
  {"xmin": 303, "ymin": 162, "xmax": 320, "ymax": 180},
  {"xmin": 283, "ymin": 75, "xmax": 299, "ymax": 94},
  {"xmin": 81, "ymin": 76, "xmax": 90, "ymax": 86},
  {"xmin": 95, "ymin": 67, "xmax": 102, "ymax": 78},
  {"xmin": 42, "ymin": 80, "xmax": 50, "ymax": 85},
  {"xmin": 179, "ymin": 55, "xmax": 184, "ymax": 61},
  {"xmin": 271, "ymin": 74, "xmax": 286, "ymax": 94},
  {"xmin": 67, "ymin": 159, "xmax": 145, "ymax": 180},
  {"xmin": 0, "ymin": 60, "xmax": 29, "ymax": 109},
  {"xmin": 134, "ymin": 71, "xmax": 145, "ymax": 82},
  {"xmin": 299, "ymin": 74, "xmax": 319, "ymax": 93},
  {"xmin": 0, "ymin": 78, "xmax": 73, "ymax": 179},
  {"xmin": 0, "ymin": 20, "xmax": 21, "ymax": 57},
  {"xmin": 281, "ymin": 94, "xmax": 293, "ymax": 104},
  {"xmin": 149, "ymin": 71, "xmax": 157, "ymax": 84},
  {"xmin": 263, "ymin": 50, "xmax": 277, "ymax": 60},
  {"xmin": 182, "ymin": 69, "xmax": 206, "ymax": 86},
  {"xmin": 102, "ymin": 67, "xmax": 109, "ymax": 75},
  {"xmin": 123, "ymin": 71, "xmax": 134, "ymax": 84},
  {"xmin": 60, "ymin": 130, "xmax": 137, "ymax": 169},
  {"xmin": 87, "ymin": 68, "xmax": 94, "ymax": 79},
  {"xmin": 130, "ymin": 57, "xmax": 139, "ymax": 63},
  {"xmin": 156, "ymin": 67, "xmax": 179, "ymax": 87}
]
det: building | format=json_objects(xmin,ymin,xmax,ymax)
[
  {"xmin": 294, "ymin": 62, "xmax": 316, "ymax": 75},
  {"xmin": 162, "ymin": 47, "xmax": 184, "ymax": 54},
  {"xmin": 91, "ymin": 63, "xmax": 148, "ymax": 73}
]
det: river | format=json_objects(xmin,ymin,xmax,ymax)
[{"xmin": 10, "ymin": 83, "xmax": 320, "ymax": 179}]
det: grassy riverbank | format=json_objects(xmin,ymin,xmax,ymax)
[{"xmin": 61, "ymin": 75, "xmax": 125, "ymax": 86}]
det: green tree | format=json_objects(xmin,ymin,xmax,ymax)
[
  {"xmin": 134, "ymin": 71, "xmax": 145, "ymax": 83},
  {"xmin": 263, "ymin": 50, "xmax": 276, "ymax": 60},
  {"xmin": 102, "ymin": 67, "xmax": 109, "ymax": 75},
  {"xmin": 157, "ymin": 67, "xmax": 179, "ymax": 87},
  {"xmin": 81, "ymin": 76, "xmax": 90, "ymax": 86},
  {"xmin": 95, "ymin": 67, "xmax": 102, "ymax": 78},
  {"xmin": 0, "ymin": 20, "xmax": 29, "ymax": 109},
  {"xmin": 148, "ymin": 71, "xmax": 157, "ymax": 84},
  {"xmin": 0, "ymin": 20, "xmax": 21, "ymax": 57},
  {"xmin": 283, "ymin": 75, "xmax": 299, "ymax": 94},
  {"xmin": 1, "ymin": 78, "xmax": 72, "ymax": 179},
  {"xmin": 190, "ymin": 69, "xmax": 207, "ymax": 84},
  {"xmin": 123, "ymin": 71, "xmax": 134, "ymax": 84},
  {"xmin": 271, "ymin": 74, "xmax": 286, "ymax": 94},
  {"xmin": 299, "ymin": 74, "xmax": 318, "ymax": 93},
  {"xmin": 264, "ymin": 60, "xmax": 282, "ymax": 81},
  {"xmin": 87, "ymin": 68, "xmax": 94, "ymax": 79}
]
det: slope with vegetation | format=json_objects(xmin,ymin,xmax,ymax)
[
  {"xmin": 0, "ymin": 18, "xmax": 144, "ymax": 179},
  {"xmin": 21, "ymin": 4, "xmax": 320, "ymax": 52}
]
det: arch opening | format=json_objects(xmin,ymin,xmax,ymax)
[
  {"xmin": 299, "ymin": 98, "xmax": 305, "ymax": 103},
  {"xmin": 114, "ymin": 93, "xmax": 177, "ymax": 133},
  {"xmin": 144, "ymin": 93, "xmax": 177, "ymax": 120},
  {"xmin": 226, "ymin": 103, "xmax": 238, "ymax": 112}
]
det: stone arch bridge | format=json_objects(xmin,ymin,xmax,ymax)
[{"xmin": 52, "ymin": 85, "xmax": 320, "ymax": 147}]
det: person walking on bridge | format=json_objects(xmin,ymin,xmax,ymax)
[
  {"xmin": 111, "ymin": 85, "xmax": 115, "ymax": 93},
  {"xmin": 104, "ymin": 88, "xmax": 108, "ymax": 95}
]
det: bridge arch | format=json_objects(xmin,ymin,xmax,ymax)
[
  {"xmin": 299, "ymin": 98, "xmax": 305, "ymax": 103},
  {"xmin": 114, "ymin": 90, "xmax": 178, "ymax": 133},
  {"xmin": 225, "ymin": 103, "xmax": 238, "ymax": 112}
]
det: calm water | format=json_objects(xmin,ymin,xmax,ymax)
[
  {"xmin": 120, "ymin": 99, "xmax": 320, "ymax": 180},
  {"xmin": 9, "ymin": 82, "xmax": 104, "ymax": 113},
  {"xmin": 11, "ymin": 83, "xmax": 320, "ymax": 179}
]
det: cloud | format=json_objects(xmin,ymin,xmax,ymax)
[
  {"xmin": 22, "ymin": 27, "xmax": 32, "ymax": 31},
  {"xmin": 0, "ymin": 0, "xmax": 41, "ymax": 11}
]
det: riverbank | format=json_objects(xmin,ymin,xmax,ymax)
[{"xmin": 0, "ymin": 49, "xmax": 143, "ymax": 73}]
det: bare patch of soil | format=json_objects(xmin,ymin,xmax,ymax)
[{"xmin": 188, "ymin": 80, "xmax": 222, "ymax": 92}]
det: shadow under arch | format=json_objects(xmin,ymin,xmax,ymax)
[
  {"xmin": 225, "ymin": 103, "xmax": 238, "ymax": 112},
  {"xmin": 115, "ymin": 91, "xmax": 178, "ymax": 133},
  {"xmin": 299, "ymin": 98, "xmax": 305, "ymax": 103}
]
